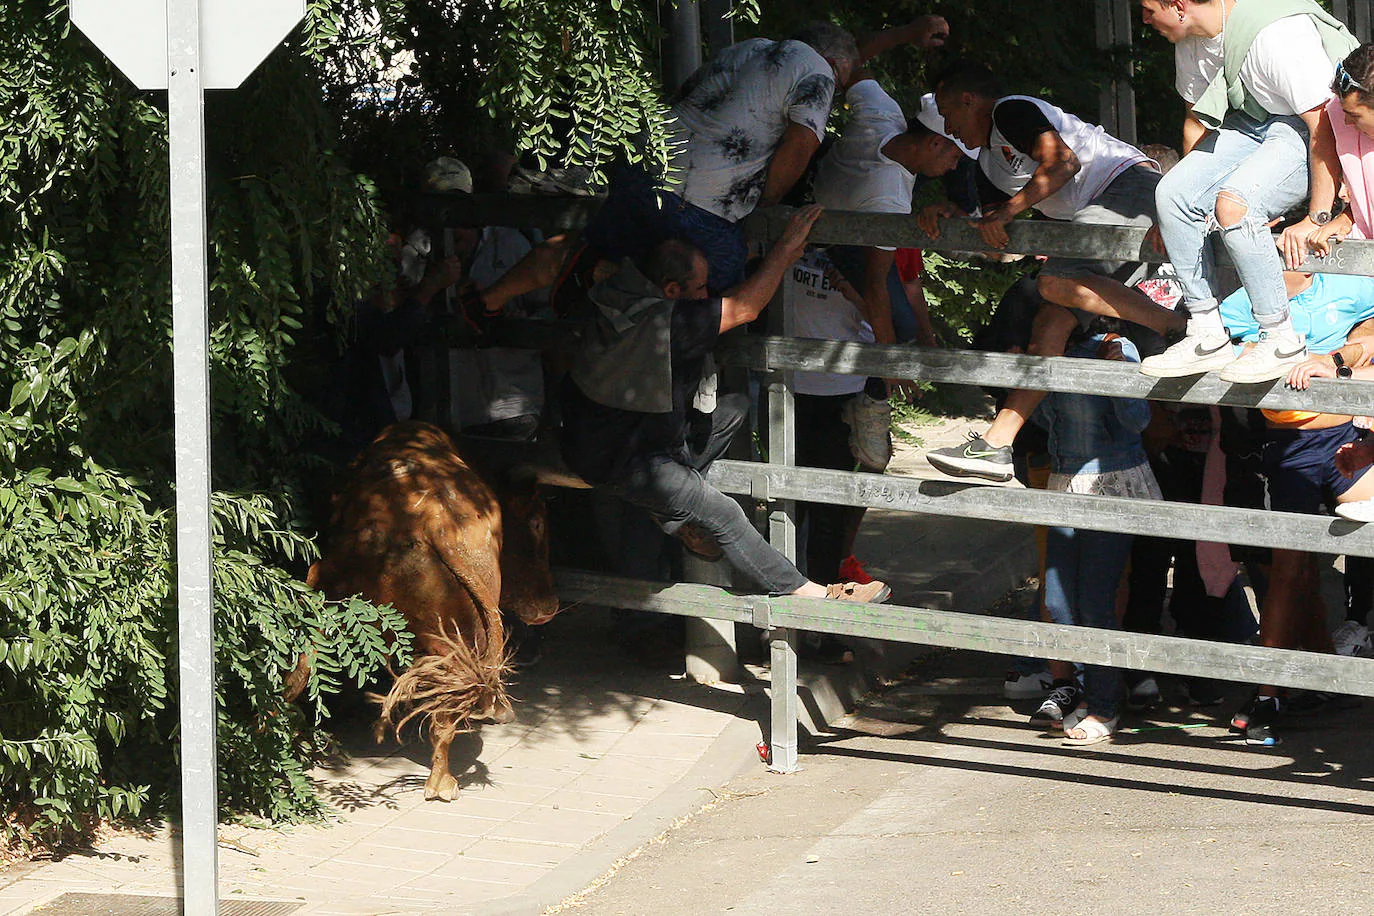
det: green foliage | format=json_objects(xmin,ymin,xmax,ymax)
[{"xmin": 0, "ymin": 0, "xmax": 410, "ymax": 848}]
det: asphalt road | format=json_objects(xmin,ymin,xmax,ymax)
[{"xmin": 557, "ymin": 647, "xmax": 1374, "ymax": 916}]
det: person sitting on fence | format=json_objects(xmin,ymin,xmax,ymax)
[
  {"xmin": 471, "ymin": 22, "xmax": 862, "ymax": 326},
  {"xmin": 1216, "ymin": 269, "xmax": 1374, "ymax": 744},
  {"xmin": 559, "ymin": 205, "xmax": 890, "ymax": 605},
  {"xmin": 1033, "ymin": 323, "xmax": 1160, "ymax": 745},
  {"xmin": 1138, "ymin": 0, "xmax": 1357, "ymax": 383},
  {"xmin": 919, "ymin": 60, "xmax": 1186, "ymax": 483}
]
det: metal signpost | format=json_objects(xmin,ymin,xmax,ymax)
[{"xmin": 69, "ymin": 1, "xmax": 305, "ymax": 911}]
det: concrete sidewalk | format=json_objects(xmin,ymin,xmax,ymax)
[{"xmin": 0, "ymin": 411, "xmax": 1038, "ymax": 916}]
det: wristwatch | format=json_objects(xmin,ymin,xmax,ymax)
[
  {"xmin": 1311, "ymin": 210, "xmax": 1334, "ymax": 226},
  {"xmin": 1334, "ymin": 351, "xmax": 1354, "ymax": 379}
]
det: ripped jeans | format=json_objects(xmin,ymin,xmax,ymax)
[{"xmin": 1155, "ymin": 112, "xmax": 1310, "ymax": 329}]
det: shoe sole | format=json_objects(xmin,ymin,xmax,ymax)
[
  {"xmin": 1137, "ymin": 352, "xmax": 1236, "ymax": 379},
  {"xmin": 926, "ymin": 453, "xmax": 1014, "ymax": 483}
]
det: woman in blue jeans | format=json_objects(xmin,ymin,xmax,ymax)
[{"xmin": 1036, "ymin": 329, "xmax": 1160, "ymax": 746}]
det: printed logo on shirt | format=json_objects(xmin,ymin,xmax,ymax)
[{"xmin": 1000, "ymin": 146, "xmax": 1025, "ymax": 170}]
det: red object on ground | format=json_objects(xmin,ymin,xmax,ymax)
[{"xmin": 838, "ymin": 554, "xmax": 875, "ymax": 585}]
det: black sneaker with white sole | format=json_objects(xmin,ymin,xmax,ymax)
[{"xmin": 926, "ymin": 434, "xmax": 1014, "ymax": 482}]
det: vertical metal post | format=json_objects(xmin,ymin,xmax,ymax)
[
  {"xmin": 1335, "ymin": 0, "xmax": 1352, "ymax": 30},
  {"xmin": 662, "ymin": 0, "xmax": 703, "ymax": 92},
  {"xmin": 765, "ymin": 276, "xmax": 799, "ymax": 773},
  {"xmin": 700, "ymin": 0, "xmax": 734, "ymax": 57},
  {"xmin": 1096, "ymin": 0, "xmax": 1137, "ymax": 143},
  {"xmin": 166, "ymin": 0, "xmax": 219, "ymax": 912},
  {"xmin": 1358, "ymin": 0, "xmax": 1373, "ymax": 43}
]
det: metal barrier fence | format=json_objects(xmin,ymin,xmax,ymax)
[{"xmin": 431, "ymin": 193, "xmax": 1374, "ymax": 773}]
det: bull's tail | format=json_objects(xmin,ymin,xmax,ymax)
[{"xmin": 373, "ymin": 626, "xmax": 511, "ymax": 747}]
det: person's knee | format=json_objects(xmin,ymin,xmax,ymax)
[
  {"xmin": 1026, "ymin": 303, "xmax": 1076, "ymax": 357},
  {"xmin": 1214, "ymin": 191, "xmax": 1249, "ymax": 230},
  {"xmin": 1036, "ymin": 273, "xmax": 1078, "ymax": 307}
]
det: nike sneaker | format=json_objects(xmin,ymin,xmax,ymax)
[
  {"xmin": 1217, "ymin": 328, "xmax": 1307, "ymax": 384},
  {"xmin": 1139, "ymin": 330, "xmax": 1235, "ymax": 378},
  {"xmin": 926, "ymin": 433, "xmax": 1014, "ymax": 482}
]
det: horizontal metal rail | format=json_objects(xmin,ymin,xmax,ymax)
[
  {"xmin": 555, "ymin": 570, "xmax": 1374, "ymax": 697},
  {"xmin": 488, "ymin": 320, "xmax": 1374, "ymax": 416},
  {"xmin": 424, "ymin": 194, "xmax": 1374, "ymax": 276},
  {"xmin": 705, "ymin": 460, "xmax": 1374, "ymax": 559}
]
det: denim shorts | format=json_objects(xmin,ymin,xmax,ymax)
[
  {"xmin": 1262, "ymin": 422, "xmax": 1361, "ymax": 514},
  {"xmin": 583, "ymin": 163, "xmax": 747, "ymax": 293},
  {"xmin": 1041, "ymin": 163, "xmax": 1161, "ymax": 287}
]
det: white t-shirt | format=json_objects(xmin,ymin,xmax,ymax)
[
  {"xmin": 813, "ymin": 80, "xmax": 916, "ymax": 252},
  {"xmin": 665, "ymin": 39, "xmax": 836, "ymax": 222},
  {"xmin": 783, "ymin": 250, "xmax": 873, "ymax": 397},
  {"xmin": 1176, "ymin": 16, "xmax": 1333, "ymax": 114}
]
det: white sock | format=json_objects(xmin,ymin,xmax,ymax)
[{"xmin": 1184, "ymin": 299, "xmax": 1224, "ymax": 338}]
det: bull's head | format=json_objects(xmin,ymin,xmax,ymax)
[{"xmin": 497, "ymin": 466, "xmax": 561, "ymax": 626}]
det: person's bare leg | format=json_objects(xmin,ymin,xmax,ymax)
[
  {"xmin": 1038, "ymin": 273, "xmax": 1186, "ymax": 337},
  {"xmin": 1256, "ymin": 549, "xmax": 1308, "ymax": 698},
  {"xmin": 479, "ymin": 232, "xmax": 581, "ymax": 313},
  {"xmin": 983, "ymin": 304, "xmax": 1080, "ymax": 448}
]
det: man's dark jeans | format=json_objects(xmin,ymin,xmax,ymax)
[{"xmin": 605, "ymin": 393, "xmax": 809, "ymax": 594}]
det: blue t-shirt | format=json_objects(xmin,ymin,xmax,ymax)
[{"xmin": 1219, "ymin": 274, "xmax": 1374, "ymax": 354}]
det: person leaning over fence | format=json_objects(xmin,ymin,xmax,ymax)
[
  {"xmin": 472, "ymin": 22, "xmax": 860, "ymax": 324},
  {"xmin": 1215, "ymin": 269, "xmax": 1374, "ymax": 744},
  {"xmin": 1034, "ymin": 325, "xmax": 1161, "ymax": 746},
  {"xmin": 1138, "ymin": 0, "xmax": 1358, "ymax": 383},
  {"xmin": 918, "ymin": 60, "xmax": 1186, "ymax": 483},
  {"xmin": 558, "ymin": 205, "xmax": 890, "ymax": 605}
]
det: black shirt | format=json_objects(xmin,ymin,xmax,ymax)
[{"xmin": 561, "ymin": 297, "xmax": 724, "ymax": 484}]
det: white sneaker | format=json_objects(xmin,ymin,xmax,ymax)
[
  {"xmin": 1217, "ymin": 329, "xmax": 1306, "ymax": 384},
  {"xmin": 1332, "ymin": 620, "xmax": 1373, "ymax": 657},
  {"xmin": 1003, "ymin": 670, "xmax": 1053, "ymax": 699},
  {"xmin": 1336, "ymin": 499, "xmax": 1374, "ymax": 523},
  {"xmin": 841, "ymin": 393, "xmax": 893, "ymax": 470},
  {"xmin": 1139, "ymin": 331, "xmax": 1235, "ymax": 378}
]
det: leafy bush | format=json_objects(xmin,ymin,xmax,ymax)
[{"xmin": 0, "ymin": 0, "xmax": 413, "ymax": 849}]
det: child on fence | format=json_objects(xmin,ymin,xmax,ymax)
[{"xmin": 1033, "ymin": 325, "xmax": 1160, "ymax": 745}]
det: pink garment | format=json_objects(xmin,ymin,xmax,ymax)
[
  {"xmin": 1196, "ymin": 407, "xmax": 1240, "ymax": 599},
  {"xmin": 1329, "ymin": 95, "xmax": 1374, "ymax": 241}
]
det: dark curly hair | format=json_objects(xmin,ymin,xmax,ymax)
[{"xmin": 1334, "ymin": 43, "xmax": 1374, "ymax": 104}]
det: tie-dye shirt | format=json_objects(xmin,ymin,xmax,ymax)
[{"xmin": 665, "ymin": 38, "xmax": 836, "ymax": 222}]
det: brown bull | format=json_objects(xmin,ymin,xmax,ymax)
[{"xmin": 304, "ymin": 421, "xmax": 559, "ymax": 801}]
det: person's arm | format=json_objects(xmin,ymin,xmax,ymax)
[
  {"xmin": 720, "ymin": 205, "xmax": 824, "ymax": 332},
  {"xmin": 857, "ymin": 247, "xmax": 898, "ymax": 346},
  {"xmin": 1286, "ymin": 318, "xmax": 1374, "ymax": 389},
  {"xmin": 977, "ymin": 129, "xmax": 1080, "ymax": 248},
  {"xmin": 1182, "ymin": 106, "xmax": 1208, "ymax": 155},
  {"xmin": 1280, "ymin": 104, "xmax": 1343, "ymax": 269},
  {"xmin": 856, "ymin": 15, "xmax": 949, "ymax": 62},
  {"xmin": 758, "ymin": 123, "xmax": 823, "ymax": 209}
]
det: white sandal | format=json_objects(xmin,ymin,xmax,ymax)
[{"xmin": 1063, "ymin": 714, "xmax": 1118, "ymax": 747}]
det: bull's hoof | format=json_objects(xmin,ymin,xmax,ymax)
[{"xmin": 424, "ymin": 772, "xmax": 459, "ymax": 802}]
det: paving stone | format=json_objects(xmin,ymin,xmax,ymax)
[
  {"xmin": 609, "ymin": 731, "xmax": 718, "ymax": 760},
  {"xmin": 427, "ymin": 853, "xmax": 553, "ymax": 885},
  {"xmin": 487, "ymin": 807, "xmax": 625, "ymax": 848},
  {"xmin": 448, "ymin": 839, "xmax": 566, "ymax": 868},
  {"xmin": 330, "ymin": 842, "xmax": 454, "ymax": 874},
  {"xmin": 535, "ymin": 789, "xmax": 646, "ymax": 817}
]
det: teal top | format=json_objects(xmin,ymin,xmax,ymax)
[{"xmin": 1191, "ymin": 0, "xmax": 1356, "ymax": 129}]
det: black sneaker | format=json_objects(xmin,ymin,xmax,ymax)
[
  {"xmin": 1181, "ymin": 678, "xmax": 1225, "ymax": 707},
  {"xmin": 1030, "ymin": 682, "xmax": 1081, "ymax": 729},
  {"xmin": 926, "ymin": 434, "xmax": 1015, "ymax": 482},
  {"xmin": 1243, "ymin": 695, "xmax": 1282, "ymax": 747},
  {"xmin": 1283, "ymin": 689, "xmax": 1337, "ymax": 717},
  {"xmin": 1229, "ymin": 691, "xmax": 1265, "ymax": 733}
]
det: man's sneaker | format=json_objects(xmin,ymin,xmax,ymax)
[
  {"xmin": 1030, "ymin": 682, "xmax": 1081, "ymax": 728},
  {"xmin": 838, "ymin": 554, "xmax": 875, "ymax": 585},
  {"xmin": 1332, "ymin": 620, "xmax": 1373, "ymax": 657},
  {"xmin": 1336, "ymin": 499, "xmax": 1374, "ymax": 523},
  {"xmin": 1004, "ymin": 670, "xmax": 1053, "ymax": 699},
  {"xmin": 1138, "ymin": 331, "xmax": 1235, "ymax": 378},
  {"xmin": 1126, "ymin": 675, "xmax": 1162, "ymax": 712},
  {"xmin": 1217, "ymin": 328, "xmax": 1307, "ymax": 383},
  {"xmin": 824, "ymin": 580, "xmax": 892, "ymax": 603},
  {"xmin": 926, "ymin": 433, "xmax": 1014, "ymax": 482},
  {"xmin": 1230, "ymin": 691, "xmax": 1275, "ymax": 733},
  {"xmin": 841, "ymin": 393, "xmax": 893, "ymax": 470},
  {"xmin": 1241, "ymin": 694, "xmax": 1282, "ymax": 747}
]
